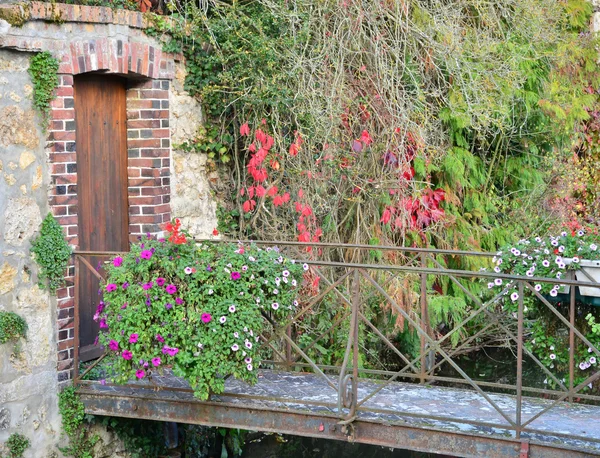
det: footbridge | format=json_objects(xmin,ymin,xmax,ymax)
[{"xmin": 73, "ymin": 242, "xmax": 600, "ymax": 458}]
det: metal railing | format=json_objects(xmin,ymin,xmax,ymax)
[{"xmin": 72, "ymin": 241, "xmax": 600, "ymax": 444}]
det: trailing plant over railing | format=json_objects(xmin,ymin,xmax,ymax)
[
  {"xmin": 0, "ymin": 311, "xmax": 27, "ymax": 345},
  {"xmin": 490, "ymin": 228, "xmax": 600, "ymax": 390},
  {"xmin": 28, "ymin": 51, "xmax": 59, "ymax": 130},
  {"xmin": 96, "ymin": 220, "xmax": 304, "ymax": 399},
  {"xmin": 30, "ymin": 213, "xmax": 72, "ymax": 294}
]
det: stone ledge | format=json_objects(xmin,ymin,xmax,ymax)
[{"xmin": 0, "ymin": 1, "xmax": 175, "ymax": 30}]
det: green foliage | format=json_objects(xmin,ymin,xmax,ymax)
[
  {"xmin": 176, "ymin": 124, "xmax": 232, "ymax": 163},
  {"xmin": 98, "ymin": 417, "xmax": 166, "ymax": 458},
  {"xmin": 99, "ymin": 222, "xmax": 303, "ymax": 399},
  {"xmin": 30, "ymin": 213, "xmax": 72, "ymax": 294},
  {"xmin": 28, "ymin": 51, "xmax": 59, "ymax": 129},
  {"xmin": 0, "ymin": 311, "xmax": 27, "ymax": 345},
  {"xmin": 5, "ymin": 433, "xmax": 29, "ymax": 458},
  {"xmin": 58, "ymin": 387, "xmax": 99, "ymax": 458}
]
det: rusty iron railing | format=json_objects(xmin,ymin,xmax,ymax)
[{"xmin": 72, "ymin": 241, "xmax": 600, "ymax": 445}]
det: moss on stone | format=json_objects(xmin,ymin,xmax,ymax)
[{"xmin": 0, "ymin": 3, "xmax": 31, "ymax": 28}]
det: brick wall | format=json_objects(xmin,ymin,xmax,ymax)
[
  {"xmin": 127, "ymin": 79, "xmax": 172, "ymax": 239},
  {"xmin": 0, "ymin": 2, "xmax": 179, "ymax": 382}
]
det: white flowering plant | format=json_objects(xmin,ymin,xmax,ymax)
[
  {"xmin": 96, "ymin": 221, "xmax": 305, "ymax": 400},
  {"xmin": 488, "ymin": 229, "xmax": 600, "ymax": 391},
  {"xmin": 489, "ymin": 229, "xmax": 600, "ymax": 299}
]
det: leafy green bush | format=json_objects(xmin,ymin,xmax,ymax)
[
  {"xmin": 30, "ymin": 213, "xmax": 72, "ymax": 294},
  {"xmin": 98, "ymin": 219, "xmax": 304, "ymax": 399},
  {"xmin": 5, "ymin": 433, "xmax": 29, "ymax": 458},
  {"xmin": 0, "ymin": 311, "xmax": 27, "ymax": 345}
]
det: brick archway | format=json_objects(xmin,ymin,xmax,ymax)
[{"xmin": 0, "ymin": 1, "xmax": 180, "ymax": 382}]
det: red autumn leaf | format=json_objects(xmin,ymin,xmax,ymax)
[
  {"xmin": 240, "ymin": 123, "xmax": 250, "ymax": 137},
  {"xmin": 301, "ymin": 205, "xmax": 313, "ymax": 217},
  {"xmin": 248, "ymin": 186, "xmax": 255, "ymax": 199},
  {"xmin": 212, "ymin": 228, "xmax": 219, "ymax": 236},
  {"xmin": 240, "ymin": 188, "xmax": 245, "ymax": 196},
  {"xmin": 267, "ymin": 186, "xmax": 278, "ymax": 197},
  {"xmin": 314, "ymin": 228, "xmax": 323, "ymax": 238},
  {"xmin": 248, "ymin": 143, "xmax": 257, "ymax": 153},
  {"xmin": 273, "ymin": 195, "xmax": 285, "ymax": 207},
  {"xmin": 242, "ymin": 200, "xmax": 252, "ymax": 213},
  {"xmin": 263, "ymin": 135, "xmax": 274, "ymax": 151},
  {"xmin": 297, "ymin": 223, "xmax": 306, "ymax": 233},
  {"xmin": 298, "ymin": 188, "xmax": 304, "ymax": 199},
  {"xmin": 269, "ymin": 159, "xmax": 280, "ymax": 170},
  {"xmin": 403, "ymin": 167, "xmax": 415, "ymax": 181},
  {"xmin": 137, "ymin": 0, "xmax": 151, "ymax": 12},
  {"xmin": 298, "ymin": 231, "xmax": 311, "ymax": 242},
  {"xmin": 289, "ymin": 143, "xmax": 299, "ymax": 156},
  {"xmin": 282, "ymin": 192, "xmax": 290, "ymax": 203},
  {"xmin": 360, "ymin": 130, "xmax": 373, "ymax": 145},
  {"xmin": 255, "ymin": 129, "xmax": 267, "ymax": 145},
  {"xmin": 380, "ymin": 207, "xmax": 392, "ymax": 224},
  {"xmin": 295, "ymin": 202, "xmax": 303, "ymax": 213},
  {"xmin": 255, "ymin": 148, "xmax": 268, "ymax": 164},
  {"xmin": 255, "ymin": 185, "xmax": 266, "ymax": 197}
]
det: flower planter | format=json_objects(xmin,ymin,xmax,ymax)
[{"xmin": 561, "ymin": 259, "xmax": 600, "ymax": 298}]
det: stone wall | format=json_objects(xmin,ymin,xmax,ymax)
[
  {"xmin": 0, "ymin": 49, "xmax": 61, "ymax": 457},
  {"xmin": 170, "ymin": 62, "xmax": 218, "ymax": 239}
]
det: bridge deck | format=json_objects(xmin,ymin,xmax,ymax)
[{"xmin": 77, "ymin": 370, "xmax": 600, "ymax": 458}]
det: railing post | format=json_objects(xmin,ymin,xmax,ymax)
[
  {"xmin": 337, "ymin": 268, "xmax": 360, "ymax": 419},
  {"xmin": 419, "ymin": 253, "xmax": 430, "ymax": 384},
  {"xmin": 286, "ymin": 325, "xmax": 292, "ymax": 369},
  {"xmin": 73, "ymin": 254, "xmax": 80, "ymax": 386},
  {"xmin": 350, "ymin": 268, "xmax": 360, "ymax": 418},
  {"xmin": 516, "ymin": 281, "xmax": 524, "ymax": 439},
  {"xmin": 569, "ymin": 280, "xmax": 576, "ymax": 403}
]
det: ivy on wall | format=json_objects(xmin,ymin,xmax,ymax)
[
  {"xmin": 30, "ymin": 213, "xmax": 72, "ymax": 294},
  {"xmin": 28, "ymin": 51, "xmax": 59, "ymax": 130},
  {"xmin": 0, "ymin": 311, "xmax": 27, "ymax": 345}
]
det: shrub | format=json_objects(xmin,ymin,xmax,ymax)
[{"xmin": 0, "ymin": 311, "xmax": 27, "ymax": 345}]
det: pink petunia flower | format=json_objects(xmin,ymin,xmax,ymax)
[
  {"xmin": 231, "ymin": 271, "xmax": 241, "ymax": 280},
  {"xmin": 113, "ymin": 256, "xmax": 123, "ymax": 267},
  {"xmin": 122, "ymin": 350, "xmax": 133, "ymax": 360},
  {"xmin": 135, "ymin": 369, "xmax": 145, "ymax": 379},
  {"xmin": 165, "ymin": 284, "xmax": 177, "ymax": 294},
  {"xmin": 156, "ymin": 334, "xmax": 165, "ymax": 343},
  {"xmin": 108, "ymin": 340, "xmax": 119, "ymax": 351},
  {"xmin": 152, "ymin": 357, "xmax": 161, "ymax": 367},
  {"xmin": 140, "ymin": 250, "xmax": 153, "ymax": 260},
  {"xmin": 106, "ymin": 283, "xmax": 117, "ymax": 292},
  {"xmin": 201, "ymin": 313, "xmax": 212, "ymax": 323},
  {"xmin": 129, "ymin": 333, "xmax": 139, "ymax": 344},
  {"xmin": 155, "ymin": 277, "xmax": 166, "ymax": 287}
]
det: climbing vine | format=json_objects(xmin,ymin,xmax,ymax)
[
  {"xmin": 0, "ymin": 311, "xmax": 27, "ymax": 345},
  {"xmin": 30, "ymin": 213, "xmax": 72, "ymax": 294},
  {"xmin": 58, "ymin": 387, "xmax": 99, "ymax": 458},
  {"xmin": 28, "ymin": 51, "xmax": 59, "ymax": 129}
]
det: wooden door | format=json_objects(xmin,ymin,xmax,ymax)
[{"xmin": 74, "ymin": 75, "xmax": 129, "ymax": 361}]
